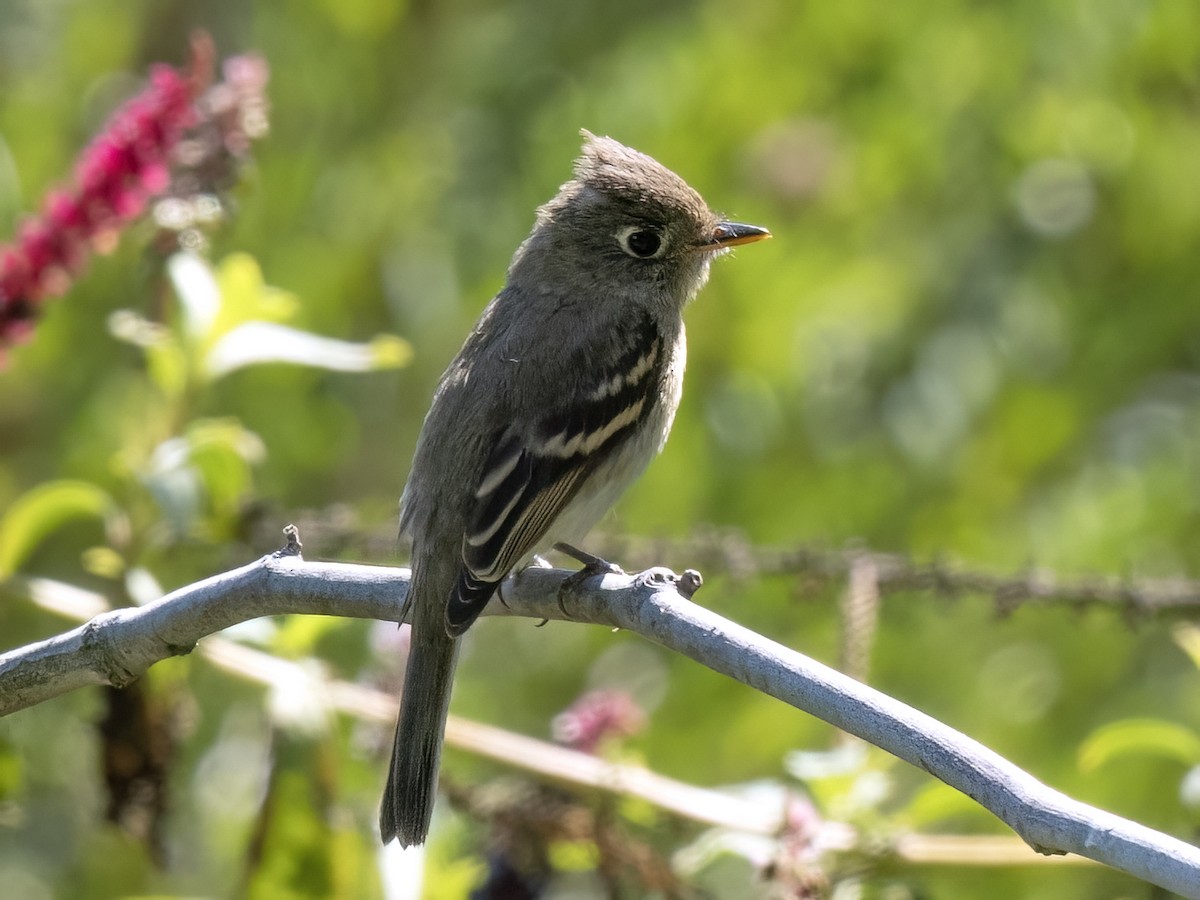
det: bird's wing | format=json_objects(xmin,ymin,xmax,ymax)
[{"xmin": 446, "ymin": 323, "xmax": 665, "ymax": 635}]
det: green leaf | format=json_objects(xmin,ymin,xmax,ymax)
[
  {"xmin": 142, "ymin": 419, "xmax": 266, "ymax": 534},
  {"xmin": 1172, "ymin": 623, "xmax": 1200, "ymax": 671},
  {"xmin": 213, "ymin": 252, "xmax": 299, "ymax": 333},
  {"xmin": 0, "ymin": 739, "xmax": 23, "ymax": 798},
  {"xmin": 0, "ymin": 481, "xmax": 118, "ymax": 577},
  {"xmin": 165, "ymin": 251, "xmax": 413, "ymax": 381},
  {"xmin": 1079, "ymin": 718, "xmax": 1200, "ymax": 772},
  {"xmin": 204, "ymin": 323, "xmax": 412, "ymax": 378},
  {"xmin": 184, "ymin": 418, "xmax": 266, "ymax": 517},
  {"xmin": 167, "ymin": 251, "xmax": 221, "ymax": 341},
  {"xmin": 168, "ymin": 251, "xmax": 302, "ymax": 381},
  {"xmin": 366, "ymin": 333, "xmax": 414, "ymax": 368},
  {"xmin": 144, "ymin": 336, "xmax": 189, "ymax": 401}
]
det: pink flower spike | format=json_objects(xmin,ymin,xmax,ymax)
[
  {"xmin": 137, "ymin": 160, "xmax": 171, "ymax": 195},
  {"xmin": 77, "ymin": 139, "xmax": 134, "ymax": 192},
  {"xmin": 18, "ymin": 221, "xmax": 60, "ymax": 275},
  {"xmin": 223, "ymin": 54, "xmax": 270, "ymax": 91},
  {"xmin": 0, "ymin": 250, "xmax": 32, "ymax": 302},
  {"xmin": 44, "ymin": 191, "xmax": 87, "ymax": 232},
  {"xmin": 37, "ymin": 266, "xmax": 73, "ymax": 298},
  {"xmin": 0, "ymin": 30, "xmax": 270, "ymax": 356},
  {"xmin": 111, "ymin": 187, "xmax": 148, "ymax": 222}
]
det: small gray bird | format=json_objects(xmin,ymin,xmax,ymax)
[{"xmin": 381, "ymin": 132, "xmax": 769, "ymax": 846}]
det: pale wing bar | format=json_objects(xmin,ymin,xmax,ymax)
[{"xmin": 445, "ymin": 321, "xmax": 664, "ymax": 635}]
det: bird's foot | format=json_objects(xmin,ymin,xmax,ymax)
[{"xmin": 554, "ymin": 542, "xmax": 625, "ymax": 618}]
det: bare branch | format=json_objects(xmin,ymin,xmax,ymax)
[
  {"xmin": 0, "ymin": 555, "xmax": 407, "ymax": 715},
  {"xmin": 1, "ymin": 554, "xmax": 1198, "ymax": 895},
  {"xmin": 262, "ymin": 512, "xmax": 1200, "ymax": 614},
  {"xmin": 601, "ymin": 529, "xmax": 1200, "ymax": 617}
]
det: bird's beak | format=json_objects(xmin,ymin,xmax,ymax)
[{"xmin": 701, "ymin": 221, "xmax": 772, "ymax": 251}]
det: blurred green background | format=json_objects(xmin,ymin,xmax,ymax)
[{"xmin": 2, "ymin": 0, "xmax": 1200, "ymax": 897}]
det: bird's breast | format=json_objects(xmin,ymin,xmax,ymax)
[{"xmin": 544, "ymin": 323, "xmax": 687, "ymax": 547}]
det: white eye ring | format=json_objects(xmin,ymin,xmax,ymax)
[{"xmin": 616, "ymin": 225, "xmax": 666, "ymax": 259}]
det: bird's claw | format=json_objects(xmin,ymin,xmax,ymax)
[{"xmin": 554, "ymin": 542, "xmax": 625, "ymax": 618}]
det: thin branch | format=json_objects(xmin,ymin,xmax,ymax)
[
  {"xmin": 0, "ymin": 554, "xmax": 407, "ymax": 715},
  {"xmin": 601, "ymin": 529, "xmax": 1200, "ymax": 617},
  {"xmin": 259, "ymin": 511, "xmax": 1200, "ymax": 615},
  {"xmin": 1, "ymin": 555, "xmax": 1198, "ymax": 895}
]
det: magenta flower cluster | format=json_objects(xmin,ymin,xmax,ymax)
[
  {"xmin": 0, "ymin": 60, "xmax": 199, "ymax": 350},
  {"xmin": 552, "ymin": 689, "xmax": 647, "ymax": 754}
]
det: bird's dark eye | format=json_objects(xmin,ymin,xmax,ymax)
[{"xmin": 617, "ymin": 227, "xmax": 664, "ymax": 259}]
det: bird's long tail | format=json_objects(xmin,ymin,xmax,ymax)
[{"xmin": 380, "ymin": 565, "xmax": 460, "ymax": 846}]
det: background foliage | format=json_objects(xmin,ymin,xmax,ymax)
[{"xmin": 2, "ymin": 0, "xmax": 1200, "ymax": 897}]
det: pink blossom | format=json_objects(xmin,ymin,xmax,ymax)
[
  {"xmin": 552, "ymin": 690, "xmax": 647, "ymax": 754},
  {"xmin": 0, "ymin": 34, "xmax": 268, "ymax": 357}
]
